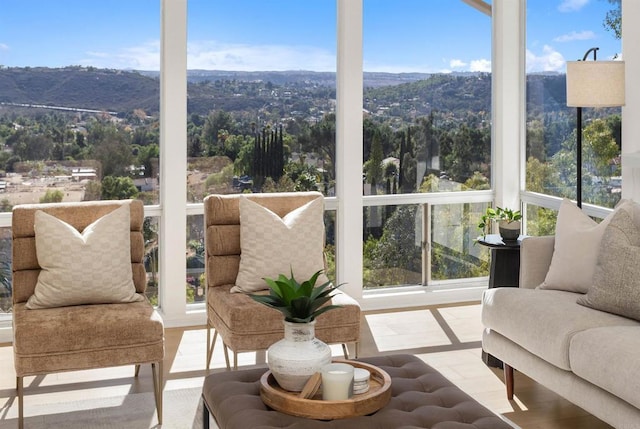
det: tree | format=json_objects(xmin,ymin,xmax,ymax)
[
  {"xmin": 364, "ymin": 133, "xmax": 384, "ymax": 190},
  {"xmin": 40, "ymin": 189, "xmax": 64, "ymax": 203},
  {"xmin": 88, "ymin": 123, "xmax": 133, "ymax": 177},
  {"xmin": 603, "ymin": 0, "xmax": 621, "ymax": 40},
  {"xmin": 101, "ymin": 176, "xmax": 139, "ymax": 200}
]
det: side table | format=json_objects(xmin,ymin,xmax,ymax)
[
  {"xmin": 477, "ymin": 234, "xmax": 523, "ymax": 288},
  {"xmin": 478, "ymin": 234, "xmax": 523, "ymax": 368}
]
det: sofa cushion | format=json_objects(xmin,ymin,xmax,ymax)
[
  {"xmin": 482, "ymin": 288, "xmax": 639, "ymax": 370},
  {"xmin": 577, "ymin": 209, "xmax": 640, "ymax": 321},
  {"xmin": 538, "ymin": 199, "xmax": 612, "ymax": 293},
  {"xmin": 570, "ymin": 326, "xmax": 640, "ymax": 410}
]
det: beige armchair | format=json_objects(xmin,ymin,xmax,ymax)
[
  {"xmin": 11, "ymin": 200, "xmax": 164, "ymax": 428},
  {"xmin": 204, "ymin": 191, "xmax": 361, "ymax": 370}
]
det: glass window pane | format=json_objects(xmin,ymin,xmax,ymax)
[
  {"xmin": 363, "ymin": 0, "xmax": 491, "ymax": 196},
  {"xmin": 186, "ymin": 0, "xmax": 336, "ymax": 200},
  {"xmin": 526, "ymin": 1, "xmax": 622, "ymax": 208},
  {"xmin": 0, "ymin": 227, "xmax": 11, "ymax": 315},
  {"xmin": 363, "ymin": 202, "xmax": 489, "ymax": 289},
  {"xmin": 0, "ymin": 1, "xmax": 160, "ymax": 206}
]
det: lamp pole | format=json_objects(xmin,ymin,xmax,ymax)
[{"xmin": 575, "ymin": 47, "xmax": 599, "ymax": 208}]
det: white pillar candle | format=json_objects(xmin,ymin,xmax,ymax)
[{"xmin": 321, "ymin": 363, "xmax": 354, "ymax": 400}]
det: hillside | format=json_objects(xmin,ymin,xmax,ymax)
[
  {"xmin": 0, "ymin": 66, "xmax": 160, "ymax": 113},
  {"xmin": 0, "ymin": 66, "xmax": 571, "ymax": 119}
]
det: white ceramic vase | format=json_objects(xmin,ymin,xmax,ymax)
[{"xmin": 267, "ymin": 320, "xmax": 332, "ymax": 392}]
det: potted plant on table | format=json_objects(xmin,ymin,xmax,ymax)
[
  {"xmin": 250, "ymin": 269, "xmax": 343, "ymax": 392},
  {"xmin": 478, "ymin": 206, "xmax": 522, "ymax": 241}
]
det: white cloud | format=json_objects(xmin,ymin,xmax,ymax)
[
  {"xmin": 553, "ymin": 30, "xmax": 596, "ymax": 42},
  {"xmin": 78, "ymin": 41, "xmax": 160, "ymax": 70},
  {"xmin": 526, "ymin": 45, "xmax": 566, "ymax": 73},
  {"xmin": 558, "ymin": 0, "xmax": 589, "ymax": 13},
  {"xmin": 469, "ymin": 59, "xmax": 491, "ymax": 73},
  {"xmin": 449, "ymin": 59, "xmax": 467, "ymax": 69},
  {"xmin": 0, "ymin": 43, "xmax": 9, "ymax": 51},
  {"xmin": 187, "ymin": 40, "xmax": 334, "ymax": 72},
  {"xmin": 76, "ymin": 39, "xmax": 336, "ymax": 71}
]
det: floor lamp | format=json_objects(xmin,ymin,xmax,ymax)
[{"xmin": 566, "ymin": 47, "xmax": 625, "ymax": 208}]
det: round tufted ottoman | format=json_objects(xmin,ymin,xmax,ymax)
[{"xmin": 202, "ymin": 354, "xmax": 513, "ymax": 429}]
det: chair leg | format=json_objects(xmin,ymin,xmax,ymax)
[
  {"xmin": 504, "ymin": 363, "xmax": 514, "ymax": 400},
  {"xmin": 206, "ymin": 326, "xmax": 217, "ymax": 370},
  {"xmin": 134, "ymin": 364, "xmax": 141, "ymax": 377},
  {"xmin": 151, "ymin": 361, "xmax": 163, "ymax": 424},
  {"xmin": 223, "ymin": 343, "xmax": 231, "ymax": 370},
  {"xmin": 341, "ymin": 343, "xmax": 349, "ymax": 359},
  {"xmin": 354, "ymin": 341, "xmax": 360, "ymax": 359},
  {"xmin": 233, "ymin": 350, "xmax": 238, "ymax": 370},
  {"xmin": 17, "ymin": 376, "xmax": 24, "ymax": 429}
]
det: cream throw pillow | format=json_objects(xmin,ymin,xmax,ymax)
[
  {"xmin": 26, "ymin": 203, "xmax": 143, "ymax": 309},
  {"xmin": 233, "ymin": 196, "xmax": 329, "ymax": 293},
  {"xmin": 577, "ymin": 209, "xmax": 640, "ymax": 321},
  {"xmin": 538, "ymin": 198, "xmax": 614, "ymax": 293}
]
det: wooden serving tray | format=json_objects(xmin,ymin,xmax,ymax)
[{"xmin": 260, "ymin": 359, "xmax": 392, "ymax": 420}]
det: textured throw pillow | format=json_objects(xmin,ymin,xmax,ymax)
[
  {"xmin": 577, "ymin": 209, "xmax": 640, "ymax": 321},
  {"xmin": 26, "ymin": 203, "xmax": 143, "ymax": 309},
  {"xmin": 538, "ymin": 198, "xmax": 614, "ymax": 293},
  {"xmin": 233, "ymin": 196, "xmax": 329, "ymax": 293}
]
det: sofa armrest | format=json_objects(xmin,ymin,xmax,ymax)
[{"xmin": 519, "ymin": 236, "xmax": 555, "ymax": 289}]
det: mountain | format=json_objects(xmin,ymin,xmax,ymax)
[
  {"xmin": 0, "ymin": 66, "xmax": 570, "ymax": 119},
  {"xmin": 0, "ymin": 66, "xmax": 159, "ymax": 113}
]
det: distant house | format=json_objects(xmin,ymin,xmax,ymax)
[{"xmin": 71, "ymin": 168, "xmax": 97, "ymax": 182}]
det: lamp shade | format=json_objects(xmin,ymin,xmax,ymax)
[{"xmin": 566, "ymin": 61, "xmax": 625, "ymax": 107}]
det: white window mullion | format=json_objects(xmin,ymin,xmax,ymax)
[
  {"xmin": 491, "ymin": 0, "xmax": 525, "ymax": 210},
  {"xmin": 336, "ymin": 0, "xmax": 363, "ymax": 300},
  {"xmin": 159, "ymin": 0, "xmax": 188, "ymax": 323}
]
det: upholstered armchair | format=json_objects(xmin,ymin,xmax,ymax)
[
  {"xmin": 11, "ymin": 200, "xmax": 164, "ymax": 428},
  {"xmin": 204, "ymin": 191, "xmax": 361, "ymax": 370}
]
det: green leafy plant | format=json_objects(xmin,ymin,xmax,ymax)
[
  {"xmin": 478, "ymin": 206, "xmax": 522, "ymax": 237},
  {"xmin": 250, "ymin": 269, "xmax": 343, "ymax": 323}
]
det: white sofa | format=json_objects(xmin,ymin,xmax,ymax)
[{"xmin": 482, "ymin": 234, "xmax": 640, "ymax": 429}]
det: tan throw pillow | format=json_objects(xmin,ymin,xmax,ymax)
[
  {"xmin": 26, "ymin": 203, "xmax": 143, "ymax": 309},
  {"xmin": 233, "ymin": 196, "xmax": 329, "ymax": 293},
  {"xmin": 577, "ymin": 209, "xmax": 640, "ymax": 321},
  {"xmin": 538, "ymin": 198, "xmax": 614, "ymax": 293}
]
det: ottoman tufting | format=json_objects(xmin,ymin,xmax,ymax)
[{"xmin": 202, "ymin": 354, "xmax": 513, "ymax": 429}]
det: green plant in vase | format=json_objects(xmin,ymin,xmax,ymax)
[
  {"xmin": 478, "ymin": 206, "xmax": 523, "ymax": 241},
  {"xmin": 249, "ymin": 269, "xmax": 344, "ymax": 392}
]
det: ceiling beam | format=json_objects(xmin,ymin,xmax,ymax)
[{"xmin": 461, "ymin": 0, "xmax": 492, "ymax": 16}]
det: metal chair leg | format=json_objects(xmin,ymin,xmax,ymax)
[
  {"xmin": 206, "ymin": 327, "xmax": 217, "ymax": 370},
  {"xmin": 223, "ymin": 343, "xmax": 231, "ymax": 370},
  {"xmin": 151, "ymin": 361, "xmax": 163, "ymax": 424},
  {"xmin": 233, "ymin": 351, "xmax": 238, "ymax": 370},
  {"xmin": 354, "ymin": 341, "xmax": 360, "ymax": 359},
  {"xmin": 17, "ymin": 376, "xmax": 24, "ymax": 429},
  {"xmin": 341, "ymin": 343, "xmax": 349, "ymax": 359},
  {"xmin": 134, "ymin": 364, "xmax": 141, "ymax": 377}
]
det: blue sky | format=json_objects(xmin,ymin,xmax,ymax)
[{"xmin": 0, "ymin": 0, "xmax": 621, "ymax": 73}]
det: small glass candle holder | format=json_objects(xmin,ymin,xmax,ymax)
[
  {"xmin": 353, "ymin": 367, "xmax": 371, "ymax": 394},
  {"xmin": 321, "ymin": 363, "xmax": 354, "ymax": 400}
]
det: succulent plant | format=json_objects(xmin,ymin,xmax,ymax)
[{"xmin": 250, "ymin": 269, "xmax": 342, "ymax": 323}]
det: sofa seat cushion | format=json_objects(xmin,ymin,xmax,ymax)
[
  {"xmin": 13, "ymin": 300, "xmax": 164, "ymax": 375},
  {"xmin": 207, "ymin": 284, "xmax": 360, "ymax": 352},
  {"xmin": 570, "ymin": 326, "xmax": 640, "ymax": 410},
  {"xmin": 482, "ymin": 288, "xmax": 639, "ymax": 370}
]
